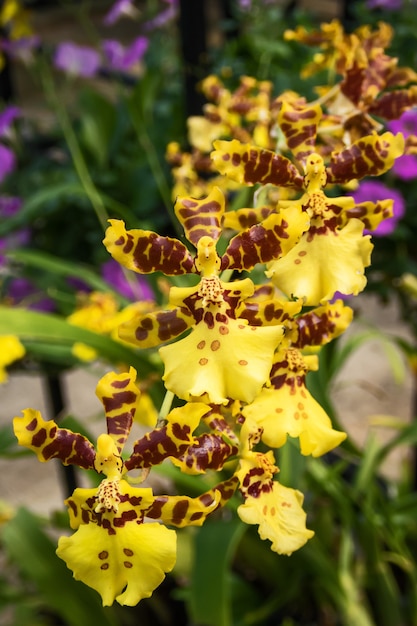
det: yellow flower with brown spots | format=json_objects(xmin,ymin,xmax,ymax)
[{"xmin": 103, "ymin": 187, "xmax": 308, "ymax": 404}]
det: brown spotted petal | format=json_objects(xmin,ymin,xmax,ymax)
[
  {"xmin": 13, "ymin": 409, "xmax": 96, "ymax": 469},
  {"xmin": 57, "ymin": 483, "xmax": 177, "ymax": 607},
  {"xmin": 95, "ymin": 368, "xmax": 140, "ymax": 454},
  {"xmin": 294, "ymin": 300, "xmax": 353, "ymax": 349},
  {"xmin": 118, "ymin": 306, "xmax": 194, "ymax": 349},
  {"xmin": 278, "ymin": 100, "xmax": 322, "ymax": 166},
  {"xmin": 326, "ymin": 132, "xmax": 405, "ymax": 184},
  {"xmin": 222, "ymin": 206, "xmax": 274, "ymax": 231},
  {"xmin": 367, "ymin": 86, "xmax": 417, "ymax": 121},
  {"xmin": 221, "ymin": 205, "xmax": 309, "ymax": 271},
  {"xmin": 174, "ymin": 186, "xmax": 225, "ymax": 247},
  {"xmin": 147, "ymin": 476, "xmax": 239, "ymax": 528},
  {"xmin": 211, "ymin": 139, "xmax": 304, "ymax": 188},
  {"xmin": 125, "ymin": 403, "xmax": 209, "ymax": 471},
  {"xmin": 103, "ymin": 219, "xmax": 195, "ymax": 276},
  {"xmin": 236, "ymin": 449, "xmax": 314, "ymax": 554},
  {"xmin": 345, "ymin": 199, "xmax": 393, "ymax": 231},
  {"xmin": 171, "ymin": 432, "xmax": 238, "ymax": 474},
  {"xmin": 237, "ymin": 298, "xmax": 302, "ymax": 327}
]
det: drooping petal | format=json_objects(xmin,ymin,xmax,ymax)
[
  {"xmin": 160, "ymin": 312, "xmax": 285, "ymax": 404},
  {"xmin": 95, "ymin": 367, "xmax": 140, "ymax": 454},
  {"xmin": 242, "ymin": 349, "xmax": 347, "ymax": 456},
  {"xmin": 211, "ymin": 139, "xmax": 304, "ymax": 188},
  {"xmin": 221, "ymin": 205, "xmax": 309, "ymax": 271},
  {"xmin": 266, "ymin": 218, "xmax": 373, "ymax": 305},
  {"xmin": 238, "ymin": 480, "xmax": 314, "ymax": 555},
  {"xmin": 103, "ymin": 219, "xmax": 195, "ymax": 275},
  {"xmin": 326, "ymin": 132, "xmax": 404, "ymax": 184},
  {"xmin": 174, "ymin": 186, "xmax": 225, "ymax": 247},
  {"xmin": 13, "ymin": 409, "xmax": 96, "ymax": 469},
  {"xmin": 57, "ymin": 519, "xmax": 176, "ymax": 606}
]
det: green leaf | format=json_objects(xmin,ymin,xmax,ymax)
[
  {"xmin": 78, "ymin": 89, "xmax": 116, "ymax": 167},
  {"xmin": 2, "ymin": 508, "xmax": 117, "ymax": 626},
  {"xmin": 0, "ymin": 182, "xmax": 85, "ymax": 236},
  {"xmin": 0, "ymin": 306, "xmax": 154, "ymax": 375},
  {"xmin": 188, "ymin": 517, "xmax": 246, "ymax": 626},
  {"xmin": 6, "ymin": 249, "xmax": 115, "ymax": 293}
]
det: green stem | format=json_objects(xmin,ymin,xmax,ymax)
[
  {"xmin": 158, "ymin": 389, "xmax": 175, "ymax": 420},
  {"xmin": 40, "ymin": 60, "xmax": 109, "ymax": 231},
  {"xmin": 131, "ymin": 118, "xmax": 181, "ymax": 235}
]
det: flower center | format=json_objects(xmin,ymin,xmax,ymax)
[{"xmin": 95, "ymin": 478, "xmax": 121, "ymax": 513}]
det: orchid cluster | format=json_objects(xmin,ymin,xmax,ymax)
[
  {"xmin": 167, "ymin": 20, "xmax": 416, "ymax": 232},
  {"xmin": 9, "ymin": 15, "xmax": 413, "ymax": 611},
  {"xmin": 13, "ymin": 104, "xmax": 405, "ymax": 606}
]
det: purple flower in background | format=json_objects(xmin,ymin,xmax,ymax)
[
  {"xmin": 237, "ymin": 0, "xmax": 252, "ymax": 10},
  {"xmin": 0, "ymin": 106, "xmax": 20, "ymax": 137},
  {"xmin": 101, "ymin": 258, "xmax": 154, "ymax": 301},
  {"xmin": 1, "ymin": 35, "xmax": 40, "ymax": 63},
  {"xmin": 0, "ymin": 107, "xmax": 20, "ymax": 182},
  {"xmin": 54, "ymin": 42, "xmax": 101, "ymax": 78},
  {"xmin": 0, "ymin": 145, "xmax": 16, "ymax": 183},
  {"xmin": 352, "ymin": 180, "xmax": 405, "ymax": 236},
  {"xmin": 0, "ymin": 196, "xmax": 22, "ymax": 217},
  {"xmin": 102, "ymin": 36, "xmax": 148, "ymax": 72},
  {"xmin": 67, "ymin": 275, "xmax": 92, "ymax": 293},
  {"xmin": 103, "ymin": 0, "xmax": 136, "ymax": 25},
  {"xmin": 143, "ymin": 0, "xmax": 178, "ymax": 30},
  {"xmin": 367, "ymin": 0, "xmax": 403, "ymax": 8},
  {"xmin": 388, "ymin": 109, "xmax": 417, "ymax": 180},
  {"xmin": 7, "ymin": 277, "xmax": 55, "ymax": 312}
]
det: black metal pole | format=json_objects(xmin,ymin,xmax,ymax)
[{"xmin": 178, "ymin": 0, "xmax": 209, "ymax": 117}]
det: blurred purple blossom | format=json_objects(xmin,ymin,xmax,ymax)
[
  {"xmin": 0, "ymin": 145, "xmax": 16, "ymax": 183},
  {"xmin": 1, "ymin": 35, "xmax": 40, "ymax": 63},
  {"xmin": 103, "ymin": 0, "xmax": 136, "ymax": 25},
  {"xmin": 67, "ymin": 275, "xmax": 92, "ymax": 293},
  {"xmin": 0, "ymin": 106, "xmax": 20, "ymax": 137},
  {"xmin": 388, "ymin": 109, "xmax": 417, "ymax": 180},
  {"xmin": 101, "ymin": 258, "xmax": 154, "ymax": 301},
  {"xmin": 102, "ymin": 36, "xmax": 148, "ymax": 71},
  {"xmin": 367, "ymin": 0, "xmax": 403, "ymax": 8},
  {"xmin": 143, "ymin": 0, "xmax": 178, "ymax": 30},
  {"xmin": 54, "ymin": 42, "xmax": 101, "ymax": 78},
  {"xmin": 7, "ymin": 277, "xmax": 55, "ymax": 312},
  {"xmin": 0, "ymin": 195, "xmax": 22, "ymax": 217},
  {"xmin": 352, "ymin": 180, "xmax": 405, "ymax": 237}
]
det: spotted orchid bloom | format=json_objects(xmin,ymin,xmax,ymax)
[
  {"xmin": 103, "ymin": 186, "xmax": 309, "ymax": 404},
  {"xmin": 167, "ymin": 75, "xmax": 279, "ymax": 199},
  {"xmin": 285, "ymin": 20, "xmax": 417, "ymax": 144},
  {"xmin": 13, "ymin": 367, "xmax": 236, "ymax": 606},
  {"xmin": 241, "ymin": 298, "xmax": 351, "ymax": 456},
  {"xmin": 235, "ymin": 418, "xmax": 314, "ymax": 554},
  {"xmin": 212, "ymin": 101, "xmax": 404, "ymax": 304}
]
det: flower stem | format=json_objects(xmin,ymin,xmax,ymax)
[{"xmin": 39, "ymin": 58, "xmax": 109, "ymax": 231}]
